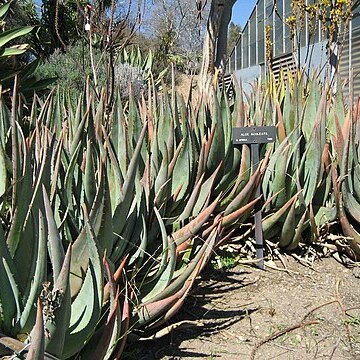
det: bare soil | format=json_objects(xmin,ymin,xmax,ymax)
[{"xmin": 127, "ymin": 256, "xmax": 360, "ymax": 360}]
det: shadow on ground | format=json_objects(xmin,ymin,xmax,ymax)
[{"xmin": 124, "ymin": 267, "xmax": 258, "ymax": 359}]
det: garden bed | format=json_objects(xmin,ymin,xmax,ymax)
[{"xmin": 131, "ymin": 256, "xmax": 360, "ymax": 359}]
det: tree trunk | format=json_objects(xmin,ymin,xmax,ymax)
[
  {"xmin": 200, "ymin": 0, "xmax": 223, "ymax": 78},
  {"xmin": 199, "ymin": 0, "xmax": 236, "ymax": 91},
  {"xmin": 215, "ymin": 0, "xmax": 236, "ymax": 68}
]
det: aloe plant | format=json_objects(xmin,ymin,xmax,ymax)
[
  {"xmin": 119, "ymin": 46, "xmax": 168, "ymax": 85},
  {"xmin": 0, "ymin": 67, "xmax": 261, "ymax": 358},
  {"xmin": 230, "ymin": 71, "xmax": 351, "ymax": 252},
  {"xmin": 225, "ymin": 69, "xmax": 359, "ymax": 254},
  {"xmin": 4, "ymin": 57, "xmax": 359, "ymax": 359},
  {"xmin": 332, "ymin": 95, "xmax": 360, "ymax": 260}
]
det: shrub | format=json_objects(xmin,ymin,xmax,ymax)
[
  {"xmin": 114, "ymin": 62, "xmax": 145, "ymax": 100},
  {"xmin": 36, "ymin": 41, "xmax": 146, "ymax": 100},
  {"xmin": 35, "ymin": 42, "xmax": 107, "ymax": 92}
]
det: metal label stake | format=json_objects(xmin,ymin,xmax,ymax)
[
  {"xmin": 233, "ymin": 126, "xmax": 276, "ymax": 270},
  {"xmin": 251, "ymin": 143, "xmax": 264, "ymax": 269}
]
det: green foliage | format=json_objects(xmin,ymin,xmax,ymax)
[
  {"xmin": 120, "ymin": 46, "xmax": 168, "ymax": 86},
  {"xmin": 227, "ymin": 21, "xmax": 241, "ymax": 55},
  {"xmin": 40, "ymin": 0, "xmax": 82, "ymax": 55},
  {"xmin": 0, "ymin": 2, "xmax": 54, "ymax": 102},
  {"xmin": 0, "ymin": 0, "xmax": 38, "ymax": 54},
  {"xmin": 36, "ymin": 44, "xmax": 165, "ymax": 100},
  {"xmin": 211, "ymin": 247, "xmax": 241, "ymax": 270},
  {"xmin": 0, "ymin": 2, "xmax": 34, "ymax": 59},
  {"xmin": 344, "ymin": 314, "xmax": 360, "ymax": 326},
  {"xmin": 35, "ymin": 41, "xmax": 108, "ymax": 92}
]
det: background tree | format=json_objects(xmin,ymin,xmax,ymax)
[
  {"xmin": 40, "ymin": 0, "xmax": 82, "ymax": 55},
  {"xmin": 36, "ymin": 0, "xmax": 144, "ymax": 105},
  {"xmin": 143, "ymin": 0, "xmax": 208, "ymax": 75},
  {"xmin": 39, "ymin": 0, "xmax": 143, "ymax": 56},
  {"xmin": 227, "ymin": 21, "xmax": 241, "ymax": 56}
]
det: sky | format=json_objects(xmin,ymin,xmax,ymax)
[
  {"xmin": 33, "ymin": 0, "xmax": 258, "ymax": 32},
  {"xmin": 231, "ymin": 0, "xmax": 257, "ymax": 28}
]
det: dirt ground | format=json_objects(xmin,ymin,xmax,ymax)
[{"xmin": 127, "ymin": 255, "xmax": 360, "ymax": 360}]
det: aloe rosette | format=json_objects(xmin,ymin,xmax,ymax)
[
  {"xmin": 243, "ymin": 73, "xmax": 336, "ymax": 250},
  {"xmin": 332, "ymin": 96, "xmax": 360, "ymax": 260}
]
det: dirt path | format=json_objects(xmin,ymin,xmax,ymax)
[{"xmin": 127, "ymin": 256, "xmax": 360, "ymax": 360}]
